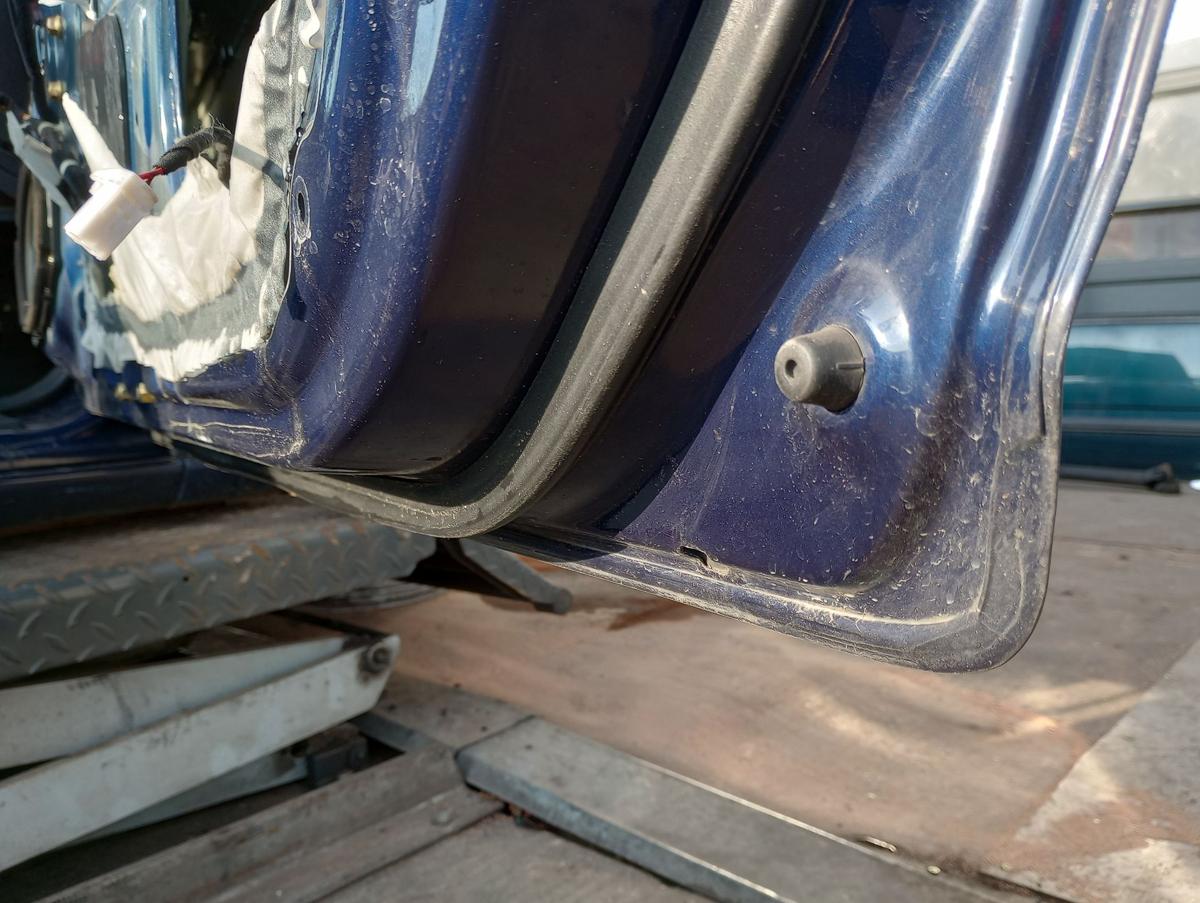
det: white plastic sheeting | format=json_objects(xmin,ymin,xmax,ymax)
[{"xmin": 61, "ymin": 0, "xmax": 321, "ymax": 382}]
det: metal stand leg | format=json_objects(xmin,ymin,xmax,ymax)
[
  {"xmin": 409, "ymin": 539, "xmax": 573, "ymax": 614},
  {"xmin": 0, "ymin": 625, "xmax": 397, "ymax": 872}
]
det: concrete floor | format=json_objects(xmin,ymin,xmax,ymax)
[{"xmin": 347, "ymin": 483, "xmax": 1200, "ymax": 900}]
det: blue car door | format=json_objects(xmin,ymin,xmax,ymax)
[{"xmin": 10, "ymin": 0, "xmax": 1174, "ymax": 669}]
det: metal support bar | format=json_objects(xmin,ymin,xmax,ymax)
[
  {"xmin": 84, "ymin": 750, "xmax": 308, "ymax": 841},
  {"xmin": 409, "ymin": 539, "xmax": 572, "ymax": 613},
  {"xmin": 354, "ymin": 675, "xmax": 530, "ymax": 753},
  {"xmin": 458, "ymin": 718, "xmax": 998, "ymax": 903},
  {"xmin": 0, "ymin": 633, "xmax": 397, "ymax": 872},
  {"xmin": 0, "ymin": 637, "xmax": 345, "ymax": 768},
  {"xmin": 82, "ymin": 725, "xmax": 371, "ymax": 842}
]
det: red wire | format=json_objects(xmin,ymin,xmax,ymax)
[{"xmin": 138, "ymin": 166, "xmax": 166, "ymax": 182}]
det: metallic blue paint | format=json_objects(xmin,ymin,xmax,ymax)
[
  {"xmin": 49, "ymin": 0, "xmax": 699, "ymax": 475},
  {"xmin": 0, "ymin": 384, "xmax": 255, "ymax": 532},
  {"xmin": 505, "ymin": 0, "xmax": 1172, "ymax": 668},
  {"xmin": 38, "ymin": 0, "xmax": 186, "ymax": 170},
  {"xmin": 35, "ymin": 0, "xmax": 1172, "ymax": 668}
]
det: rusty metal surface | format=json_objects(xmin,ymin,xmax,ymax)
[
  {"xmin": 459, "ymin": 717, "xmax": 997, "ymax": 903},
  {"xmin": 354, "ymin": 675, "xmax": 530, "ymax": 753},
  {"xmin": 326, "ymin": 814, "xmax": 704, "ymax": 903},
  {"xmin": 351, "ymin": 484, "xmax": 1200, "ymax": 898},
  {"xmin": 17, "ymin": 674, "xmax": 1026, "ymax": 902},
  {"xmin": 991, "ymin": 635, "xmax": 1200, "ymax": 901}
]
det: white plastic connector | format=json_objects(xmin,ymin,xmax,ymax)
[{"xmin": 65, "ymin": 168, "xmax": 157, "ymax": 260}]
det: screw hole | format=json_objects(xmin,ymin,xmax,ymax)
[
  {"xmin": 296, "ymin": 190, "xmax": 307, "ymax": 223},
  {"xmin": 784, "ymin": 358, "xmax": 797, "ymax": 379}
]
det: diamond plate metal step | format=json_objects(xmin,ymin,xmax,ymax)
[{"xmin": 0, "ymin": 499, "xmax": 436, "ymax": 681}]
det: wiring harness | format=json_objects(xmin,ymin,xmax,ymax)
[
  {"xmin": 139, "ymin": 125, "xmax": 234, "ymax": 184},
  {"xmin": 67, "ymin": 125, "xmax": 235, "ymax": 260}
]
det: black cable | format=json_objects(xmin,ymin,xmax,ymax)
[{"xmin": 153, "ymin": 124, "xmax": 234, "ymax": 181}]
